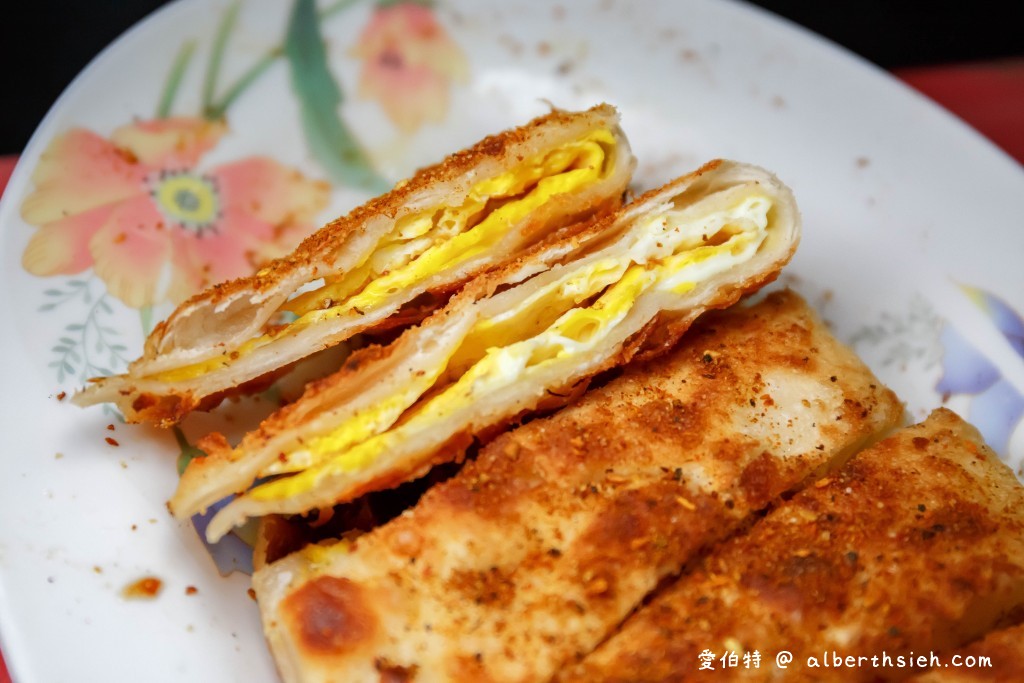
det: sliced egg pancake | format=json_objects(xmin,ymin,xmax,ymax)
[
  {"xmin": 146, "ymin": 130, "xmax": 617, "ymax": 385},
  {"xmin": 75, "ymin": 105, "xmax": 634, "ymax": 424},
  {"xmin": 258, "ymin": 189, "xmax": 771, "ymax": 483},
  {"xmin": 174, "ymin": 159, "xmax": 800, "ymax": 542}
]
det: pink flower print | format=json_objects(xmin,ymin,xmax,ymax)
[
  {"xmin": 352, "ymin": 2, "xmax": 468, "ymax": 133},
  {"xmin": 21, "ymin": 117, "xmax": 329, "ymax": 309}
]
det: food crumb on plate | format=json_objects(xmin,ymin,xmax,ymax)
[{"xmin": 122, "ymin": 576, "xmax": 163, "ymax": 599}]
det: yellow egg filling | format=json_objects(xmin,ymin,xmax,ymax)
[
  {"xmin": 149, "ymin": 129, "xmax": 617, "ymax": 383},
  {"xmin": 247, "ymin": 189, "xmax": 774, "ymax": 502},
  {"xmin": 287, "ymin": 128, "xmax": 617, "ymax": 322}
]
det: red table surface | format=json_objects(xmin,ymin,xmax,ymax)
[{"xmin": 0, "ymin": 61, "xmax": 1021, "ymax": 682}]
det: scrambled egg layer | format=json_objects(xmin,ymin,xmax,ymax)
[
  {"xmin": 250, "ymin": 188, "xmax": 774, "ymax": 500},
  {"xmin": 151, "ymin": 130, "xmax": 616, "ymax": 383}
]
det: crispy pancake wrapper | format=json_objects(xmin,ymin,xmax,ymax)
[{"xmin": 568, "ymin": 409, "xmax": 1024, "ymax": 682}]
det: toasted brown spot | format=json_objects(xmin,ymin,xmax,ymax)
[
  {"xmin": 376, "ymin": 659, "xmax": 418, "ymax": 683},
  {"xmin": 447, "ymin": 566, "xmax": 516, "ymax": 608},
  {"xmin": 130, "ymin": 392, "xmax": 193, "ymax": 426},
  {"xmin": 283, "ymin": 576, "xmax": 377, "ymax": 655},
  {"xmin": 738, "ymin": 450, "xmax": 783, "ymax": 509}
]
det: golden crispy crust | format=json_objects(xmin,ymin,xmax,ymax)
[
  {"xmin": 251, "ymin": 291, "xmax": 902, "ymax": 683},
  {"xmin": 568, "ymin": 409, "xmax": 1024, "ymax": 683}
]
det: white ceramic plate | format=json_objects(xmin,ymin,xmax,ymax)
[{"xmin": 2, "ymin": 0, "xmax": 1023, "ymax": 680}]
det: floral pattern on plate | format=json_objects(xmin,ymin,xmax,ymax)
[
  {"xmin": 353, "ymin": 1, "xmax": 469, "ymax": 133},
  {"xmin": 936, "ymin": 286, "xmax": 1024, "ymax": 457},
  {"xmin": 21, "ymin": 117, "xmax": 328, "ymax": 312},
  {"xmin": 851, "ymin": 285, "xmax": 1024, "ymax": 461}
]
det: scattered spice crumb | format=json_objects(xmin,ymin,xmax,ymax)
[
  {"xmin": 676, "ymin": 496, "xmax": 696, "ymax": 511},
  {"xmin": 131, "ymin": 524, "xmax": 138, "ymax": 531},
  {"xmin": 148, "ymin": 518, "xmax": 157, "ymax": 524},
  {"xmin": 856, "ymin": 156, "xmax": 871, "ymax": 168},
  {"xmin": 105, "ymin": 437, "xmax": 120, "ymax": 447},
  {"xmin": 185, "ymin": 586, "xmax": 198, "ymax": 596},
  {"xmin": 56, "ymin": 391, "xmax": 67, "ymax": 401},
  {"xmin": 247, "ymin": 588, "xmax": 257, "ymax": 601},
  {"xmin": 122, "ymin": 576, "xmax": 163, "ymax": 599},
  {"xmin": 54, "ymin": 452, "xmax": 64, "ymax": 460},
  {"xmin": 120, "ymin": 461, "xmax": 128, "ymax": 469},
  {"xmin": 106, "ymin": 424, "xmax": 116, "ymax": 431},
  {"xmin": 93, "ymin": 566, "xmax": 103, "ymax": 574}
]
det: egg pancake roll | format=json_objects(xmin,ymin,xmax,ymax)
[
  {"xmin": 567, "ymin": 409, "xmax": 1024, "ymax": 683},
  {"xmin": 251, "ymin": 291, "xmax": 902, "ymax": 683},
  {"xmin": 173, "ymin": 159, "xmax": 802, "ymax": 540},
  {"xmin": 74, "ymin": 104, "xmax": 634, "ymax": 425}
]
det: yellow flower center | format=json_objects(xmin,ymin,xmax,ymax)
[{"xmin": 150, "ymin": 171, "xmax": 221, "ymax": 235}]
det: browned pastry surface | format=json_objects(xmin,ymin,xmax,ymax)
[{"xmin": 568, "ymin": 409, "xmax": 1024, "ymax": 683}]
